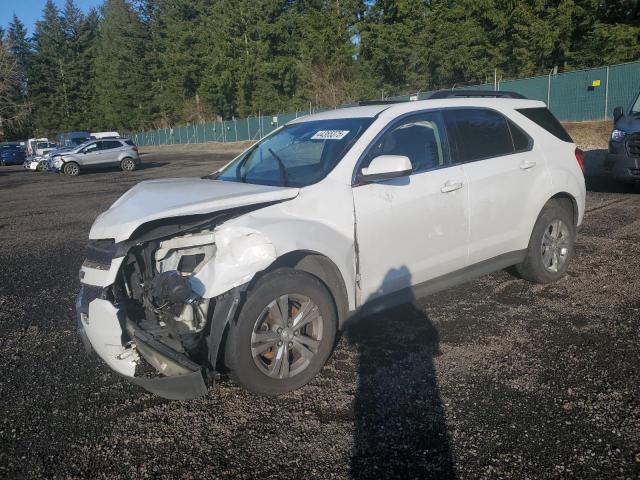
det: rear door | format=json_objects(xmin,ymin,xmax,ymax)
[
  {"xmin": 443, "ymin": 108, "xmax": 542, "ymax": 265},
  {"xmin": 352, "ymin": 111, "xmax": 469, "ymax": 304},
  {"xmin": 97, "ymin": 140, "xmax": 125, "ymax": 165}
]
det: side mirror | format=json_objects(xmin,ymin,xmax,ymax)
[
  {"xmin": 359, "ymin": 155, "xmax": 412, "ymax": 183},
  {"xmin": 613, "ymin": 106, "xmax": 624, "ymax": 123}
]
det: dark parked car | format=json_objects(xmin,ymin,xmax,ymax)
[
  {"xmin": 0, "ymin": 144, "xmax": 26, "ymax": 166},
  {"xmin": 605, "ymin": 90, "xmax": 640, "ymax": 184},
  {"xmin": 56, "ymin": 131, "xmax": 91, "ymax": 148}
]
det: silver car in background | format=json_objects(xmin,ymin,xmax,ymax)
[{"xmin": 51, "ymin": 138, "xmax": 140, "ymax": 176}]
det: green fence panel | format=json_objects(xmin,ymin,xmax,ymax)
[
  {"xmin": 607, "ymin": 61, "xmax": 640, "ymax": 118},
  {"xmin": 550, "ymin": 66, "xmax": 608, "ymax": 121},
  {"xmin": 500, "ymin": 75, "xmax": 549, "ymax": 103}
]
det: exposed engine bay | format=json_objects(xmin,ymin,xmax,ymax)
[{"xmin": 113, "ymin": 230, "xmax": 218, "ymax": 376}]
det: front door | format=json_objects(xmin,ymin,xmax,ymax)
[
  {"xmin": 352, "ymin": 111, "xmax": 469, "ymax": 306},
  {"xmin": 81, "ymin": 141, "xmax": 102, "ymax": 166}
]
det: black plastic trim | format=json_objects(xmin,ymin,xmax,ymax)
[{"xmin": 347, "ymin": 250, "xmax": 527, "ymax": 322}]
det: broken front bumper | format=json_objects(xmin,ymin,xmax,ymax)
[{"xmin": 75, "ymin": 286, "xmax": 208, "ymax": 400}]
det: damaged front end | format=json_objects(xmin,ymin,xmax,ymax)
[{"xmin": 76, "ymin": 215, "xmax": 276, "ymax": 400}]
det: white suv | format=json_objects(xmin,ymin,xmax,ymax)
[{"xmin": 76, "ymin": 93, "xmax": 586, "ymax": 400}]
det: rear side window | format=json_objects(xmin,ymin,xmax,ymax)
[
  {"xmin": 125, "ymin": 140, "xmax": 135, "ymax": 146},
  {"xmin": 444, "ymin": 109, "xmax": 514, "ymax": 163},
  {"xmin": 508, "ymin": 120, "xmax": 532, "ymax": 151},
  {"xmin": 516, "ymin": 107, "xmax": 572, "ymax": 142},
  {"xmin": 101, "ymin": 140, "xmax": 123, "ymax": 150}
]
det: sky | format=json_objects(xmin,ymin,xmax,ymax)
[{"xmin": 1, "ymin": 0, "xmax": 102, "ymax": 36}]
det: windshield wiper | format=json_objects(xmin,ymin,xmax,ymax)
[{"xmin": 268, "ymin": 148, "xmax": 288, "ymax": 187}]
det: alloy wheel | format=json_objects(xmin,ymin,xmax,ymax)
[
  {"xmin": 251, "ymin": 294, "xmax": 323, "ymax": 379},
  {"xmin": 540, "ymin": 219, "xmax": 570, "ymax": 273}
]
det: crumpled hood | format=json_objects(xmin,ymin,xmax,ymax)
[{"xmin": 89, "ymin": 178, "xmax": 299, "ymax": 242}]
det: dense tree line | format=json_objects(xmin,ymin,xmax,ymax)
[{"xmin": 0, "ymin": 0, "xmax": 638, "ymax": 140}]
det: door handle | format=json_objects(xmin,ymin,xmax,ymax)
[
  {"xmin": 520, "ymin": 160, "xmax": 536, "ymax": 170},
  {"xmin": 440, "ymin": 181, "xmax": 463, "ymax": 193}
]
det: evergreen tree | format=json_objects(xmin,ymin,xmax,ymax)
[
  {"xmin": 29, "ymin": 0, "xmax": 68, "ymax": 135},
  {"xmin": 94, "ymin": 0, "xmax": 152, "ymax": 130},
  {"xmin": 359, "ymin": 0, "xmax": 429, "ymax": 93},
  {"xmin": 70, "ymin": 9, "xmax": 101, "ymax": 129},
  {"xmin": 148, "ymin": 0, "xmax": 209, "ymax": 125},
  {"xmin": 297, "ymin": 0, "xmax": 371, "ymax": 106},
  {"xmin": 4, "ymin": 0, "xmax": 639, "ymax": 135},
  {"xmin": 7, "ymin": 15, "xmax": 31, "ymax": 96}
]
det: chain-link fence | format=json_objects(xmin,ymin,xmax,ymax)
[{"xmin": 129, "ymin": 60, "xmax": 640, "ymax": 147}]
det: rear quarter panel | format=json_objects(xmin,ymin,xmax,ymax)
[{"xmin": 512, "ymin": 110, "xmax": 586, "ymax": 235}]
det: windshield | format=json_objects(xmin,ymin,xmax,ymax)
[{"xmin": 216, "ymin": 118, "xmax": 373, "ymax": 187}]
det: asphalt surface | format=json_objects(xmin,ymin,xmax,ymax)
[{"xmin": 0, "ymin": 149, "xmax": 638, "ymax": 479}]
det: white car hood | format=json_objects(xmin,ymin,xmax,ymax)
[{"xmin": 89, "ymin": 178, "xmax": 299, "ymax": 242}]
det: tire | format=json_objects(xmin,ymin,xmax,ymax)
[
  {"xmin": 63, "ymin": 162, "xmax": 80, "ymax": 177},
  {"xmin": 224, "ymin": 268, "xmax": 337, "ymax": 395},
  {"xmin": 514, "ymin": 200, "xmax": 575, "ymax": 283},
  {"xmin": 120, "ymin": 157, "xmax": 137, "ymax": 172}
]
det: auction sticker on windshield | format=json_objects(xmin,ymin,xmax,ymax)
[{"xmin": 311, "ymin": 130, "xmax": 350, "ymax": 140}]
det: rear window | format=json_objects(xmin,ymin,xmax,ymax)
[
  {"xmin": 444, "ymin": 108, "xmax": 514, "ymax": 163},
  {"xmin": 516, "ymin": 107, "xmax": 572, "ymax": 142}
]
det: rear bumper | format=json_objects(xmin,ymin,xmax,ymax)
[
  {"xmin": 75, "ymin": 287, "xmax": 208, "ymax": 400},
  {"xmin": 604, "ymin": 153, "xmax": 640, "ymax": 182}
]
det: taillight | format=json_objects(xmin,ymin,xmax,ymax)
[
  {"xmin": 575, "ymin": 147, "xmax": 585, "ymax": 175},
  {"xmin": 133, "ymin": 146, "xmax": 138, "ymax": 153}
]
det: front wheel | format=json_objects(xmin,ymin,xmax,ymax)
[
  {"xmin": 63, "ymin": 162, "xmax": 80, "ymax": 177},
  {"xmin": 514, "ymin": 200, "xmax": 576, "ymax": 283},
  {"xmin": 224, "ymin": 268, "xmax": 337, "ymax": 395}
]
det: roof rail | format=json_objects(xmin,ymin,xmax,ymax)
[
  {"xmin": 428, "ymin": 90, "xmax": 527, "ymax": 100},
  {"xmin": 357, "ymin": 99, "xmax": 409, "ymax": 106}
]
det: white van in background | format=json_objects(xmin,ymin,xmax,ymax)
[
  {"xmin": 90, "ymin": 132, "xmax": 121, "ymax": 139},
  {"xmin": 27, "ymin": 138, "xmax": 57, "ymax": 156}
]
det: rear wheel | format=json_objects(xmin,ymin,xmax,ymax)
[
  {"xmin": 120, "ymin": 157, "xmax": 137, "ymax": 171},
  {"xmin": 515, "ymin": 200, "xmax": 575, "ymax": 283},
  {"xmin": 224, "ymin": 268, "xmax": 337, "ymax": 395},
  {"xmin": 63, "ymin": 162, "xmax": 80, "ymax": 177}
]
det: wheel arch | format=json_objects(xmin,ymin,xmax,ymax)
[
  {"xmin": 549, "ymin": 192, "xmax": 579, "ymax": 227},
  {"xmin": 261, "ymin": 250, "xmax": 350, "ymax": 328}
]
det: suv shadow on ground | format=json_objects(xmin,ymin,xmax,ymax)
[
  {"xmin": 584, "ymin": 149, "xmax": 639, "ymax": 193},
  {"xmin": 345, "ymin": 267, "xmax": 456, "ymax": 479}
]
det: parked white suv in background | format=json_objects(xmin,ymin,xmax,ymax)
[{"xmin": 76, "ymin": 92, "xmax": 586, "ymax": 400}]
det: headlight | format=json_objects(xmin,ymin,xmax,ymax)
[{"xmin": 611, "ymin": 129, "xmax": 627, "ymax": 142}]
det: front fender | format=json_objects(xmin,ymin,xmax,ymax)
[{"xmin": 191, "ymin": 184, "xmax": 357, "ymax": 309}]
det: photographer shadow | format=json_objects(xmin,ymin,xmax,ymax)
[{"xmin": 345, "ymin": 266, "xmax": 456, "ymax": 479}]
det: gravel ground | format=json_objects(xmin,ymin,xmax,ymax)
[{"xmin": 0, "ymin": 140, "xmax": 638, "ymax": 479}]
